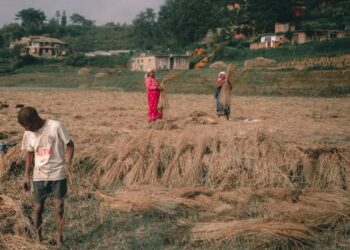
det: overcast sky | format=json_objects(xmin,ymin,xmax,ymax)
[{"xmin": 0, "ymin": 0, "xmax": 165, "ymax": 27}]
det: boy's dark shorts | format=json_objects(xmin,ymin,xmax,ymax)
[{"xmin": 33, "ymin": 179, "xmax": 67, "ymax": 204}]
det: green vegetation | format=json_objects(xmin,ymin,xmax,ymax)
[
  {"xmin": 1, "ymin": 1, "xmax": 349, "ymax": 52},
  {"xmin": 1, "ymin": 65, "xmax": 349, "ymax": 97},
  {"xmin": 0, "ymin": 1, "xmax": 349, "ymax": 97},
  {"xmin": 222, "ymin": 37, "xmax": 350, "ymax": 62}
]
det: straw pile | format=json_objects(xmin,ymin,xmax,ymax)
[
  {"xmin": 209, "ymin": 61, "xmax": 227, "ymax": 69},
  {"xmin": 0, "ymin": 89, "xmax": 349, "ymax": 248},
  {"xmin": 244, "ymin": 57, "xmax": 277, "ymax": 68},
  {"xmin": 0, "ymin": 194, "xmax": 36, "ymax": 249},
  {"xmin": 0, "ymin": 146, "xmax": 25, "ymax": 181},
  {"xmin": 97, "ymin": 185, "xmax": 350, "ymax": 248},
  {"xmin": 90, "ymin": 130, "xmax": 349, "ymax": 191},
  {"xmin": 0, "ymin": 235, "xmax": 46, "ymax": 250},
  {"xmin": 97, "ymin": 189, "xmax": 190, "ymax": 216},
  {"xmin": 191, "ymin": 219, "xmax": 317, "ymax": 248},
  {"xmin": 77, "ymin": 67, "xmax": 91, "ymax": 76},
  {"xmin": 95, "ymin": 72, "xmax": 108, "ymax": 78}
]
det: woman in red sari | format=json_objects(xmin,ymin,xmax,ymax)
[{"xmin": 145, "ymin": 69, "xmax": 163, "ymax": 122}]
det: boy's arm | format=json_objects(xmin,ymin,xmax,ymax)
[
  {"xmin": 24, "ymin": 151, "xmax": 34, "ymax": 191},
  {"xmin": 65, "ymin": 140, "xmax": 74, "ymax": 165}
]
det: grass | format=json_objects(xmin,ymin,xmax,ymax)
[{"xmin": 0, "ymin": 64, "xmax": 349, "ymax": 97}]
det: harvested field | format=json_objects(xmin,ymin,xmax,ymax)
[{"xmin": 0, "ymin": 89, "xmax": 349, "ymax": 249}]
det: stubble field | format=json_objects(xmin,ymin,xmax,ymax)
[{"xmin": 1, "ymin": 89, "xmax": 350, "ymax": 249}]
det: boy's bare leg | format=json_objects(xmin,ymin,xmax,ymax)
[
  {"xmin": 34, "ymin": 203, "xmax": 44, "ymax": 242},
  {"xmin": 54, "ymin": 199, "xmax": 64, "ymax": 248}
]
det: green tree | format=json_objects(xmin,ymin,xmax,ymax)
[
  {"xmin": 299, "ymin": 0, "xmax": 350, "ymax": 31},
  {"xmin": 15, "ymin": 8, "xmax": 46, "ymax": 35},
  {"xmin": 245, "ymin": 0, "xmax": 294, "ymax": 33},
  {"xmin": 61, "ymin": 11, "xmax": 67, "ymax": 28},
  {"xmin": 55, "ymin": 10, "xmax": 61, "ymax": 22},
  {"xmin": 70, "ymin": 13, "xmax": 94, "ymax": 27},
  {"xmin": 43, "ymin": 18, "xmax": 60, "ymax": 37},
  {"xmin": 132, "ymin": 8, "xmax": 157, "ymax": 49},
  {"xmin": 157, "ymin": 0, "xmax": 228, "ymax": 48},
  {"xmin": 0, "ymin": 23, "xmax": 24, "ymax": 46},
  {"xmin": 0, "ymin": 34, "xmax": 4, "ymax": 48}
]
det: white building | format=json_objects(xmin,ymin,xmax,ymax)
[{"xmin": 130, "ymin": 53, "xmax": 190, "ymax": 71}]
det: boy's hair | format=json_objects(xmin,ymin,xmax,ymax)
[{"xmin": 17, "ymin": 106, "xmax": 40, "ymax": 125}]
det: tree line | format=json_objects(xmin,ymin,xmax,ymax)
[{"xmin": 0, "ymin": 0, "xmax": 349, "ymax": 52}]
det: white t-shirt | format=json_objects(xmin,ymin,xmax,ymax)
[{"xmin": 21, "ymin": 119, "xmax": 71, "ymax": 181}]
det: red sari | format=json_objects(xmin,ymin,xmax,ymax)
[{"xmin": 145, "ymin": 76, "xmax": 162, "ymax": 122}]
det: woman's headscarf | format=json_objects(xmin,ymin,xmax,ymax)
[{"xmin": 218, "ymin": 71, "xmax": 225, "ymax": 80}]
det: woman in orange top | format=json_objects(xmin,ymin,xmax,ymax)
[{"xmin": 145, "ymin": 69, "xmax": 163, "ymax": 122}]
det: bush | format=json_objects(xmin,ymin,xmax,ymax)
[
  {"xmin": 64, "ymin": 54, "xmax": 88, "ymax": 67},
  {"xmin": 189, "ymin": 56, "xmax": 205, "ymax": 69}
]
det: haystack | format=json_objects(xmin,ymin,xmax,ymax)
[
  {"xmin": 95, "ymin": 72, "xmax": 108, "ymax": 78},
  {"xmin": 191, "ymin": 219, "xmax": 317, "ymax": 248},
  {"xmin": 78, "ymin": 67, "xmax": 91, "ymax": 75},
  {"xmin": 209, "ymin": 61, "xmax": 227, "ymax": 69},
  {"xmin": 244, "ymin": 57, "xmax": 277, "ymax": 69}
]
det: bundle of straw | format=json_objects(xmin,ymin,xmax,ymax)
[
  {"xmin": 158, "ymin": 81, "xmax": 169, "ymax": 110},
  {"xmin": 158, "ymin": 73, "xmax": 172, "ymax": 110},
  {"xmin": 158, "ymin": 70, "xmax": 186, "ymax": 110},
  {"xmin": 219, "ymin": 64, "xmax": 236, "ymax": 108}
]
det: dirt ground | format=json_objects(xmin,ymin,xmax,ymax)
[{"xmin": 1, "ymin": 89, "xmax": 349, "ymax": 146}]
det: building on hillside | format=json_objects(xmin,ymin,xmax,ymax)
[
  {"xmin": 10, "ymin": 36, "xmax": 68, "ymax": 57},
  {"xmin": 250, "ymin": 34, "xmax": 287, "ymax": 50},
  {"xmin": 293, "ymin": 30, "xmax": 347, "ymax": 44},
  {"xmin": 275, "ymin": 23, "xmax": 295, "ymax": 33},
  {"xmin": 130, "ymin": 53, "xmax": 190, "ymax": 71},
  {"xmin": 250, "ymin": 21, "xmax": 349, "ymax": 49}
]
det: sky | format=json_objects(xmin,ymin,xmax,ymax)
[{"xmin": 0, "ymin": 0, "xmax": 164, "ymax": 27}]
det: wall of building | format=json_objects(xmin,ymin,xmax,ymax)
[
  {"xmin": 155, "ymin": 57, "xmax": 169, "ymax": 70},
  {"xmin": 131, "ymin": 56, "xmax": 189, "ymax": 71},
  {"xmin": 131, "ymin": 56, "xmax": 157, "ymax": 71},
  {"xmin": 173, "ymin": 57, "xmax": 189, "ymax": 70}
]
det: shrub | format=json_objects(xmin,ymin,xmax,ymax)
[{"xmin": 64, "ymin": 54, "xmax": 88, "ymax": 67}]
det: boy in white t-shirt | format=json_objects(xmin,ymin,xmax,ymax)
[{"xmin": 18, "ymin": 107, "xmax": 74, "ymax": 248}]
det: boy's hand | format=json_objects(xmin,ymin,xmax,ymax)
[{"xmin": 23, "ymin": 177, "xmax": 30, "ymax": 192}]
